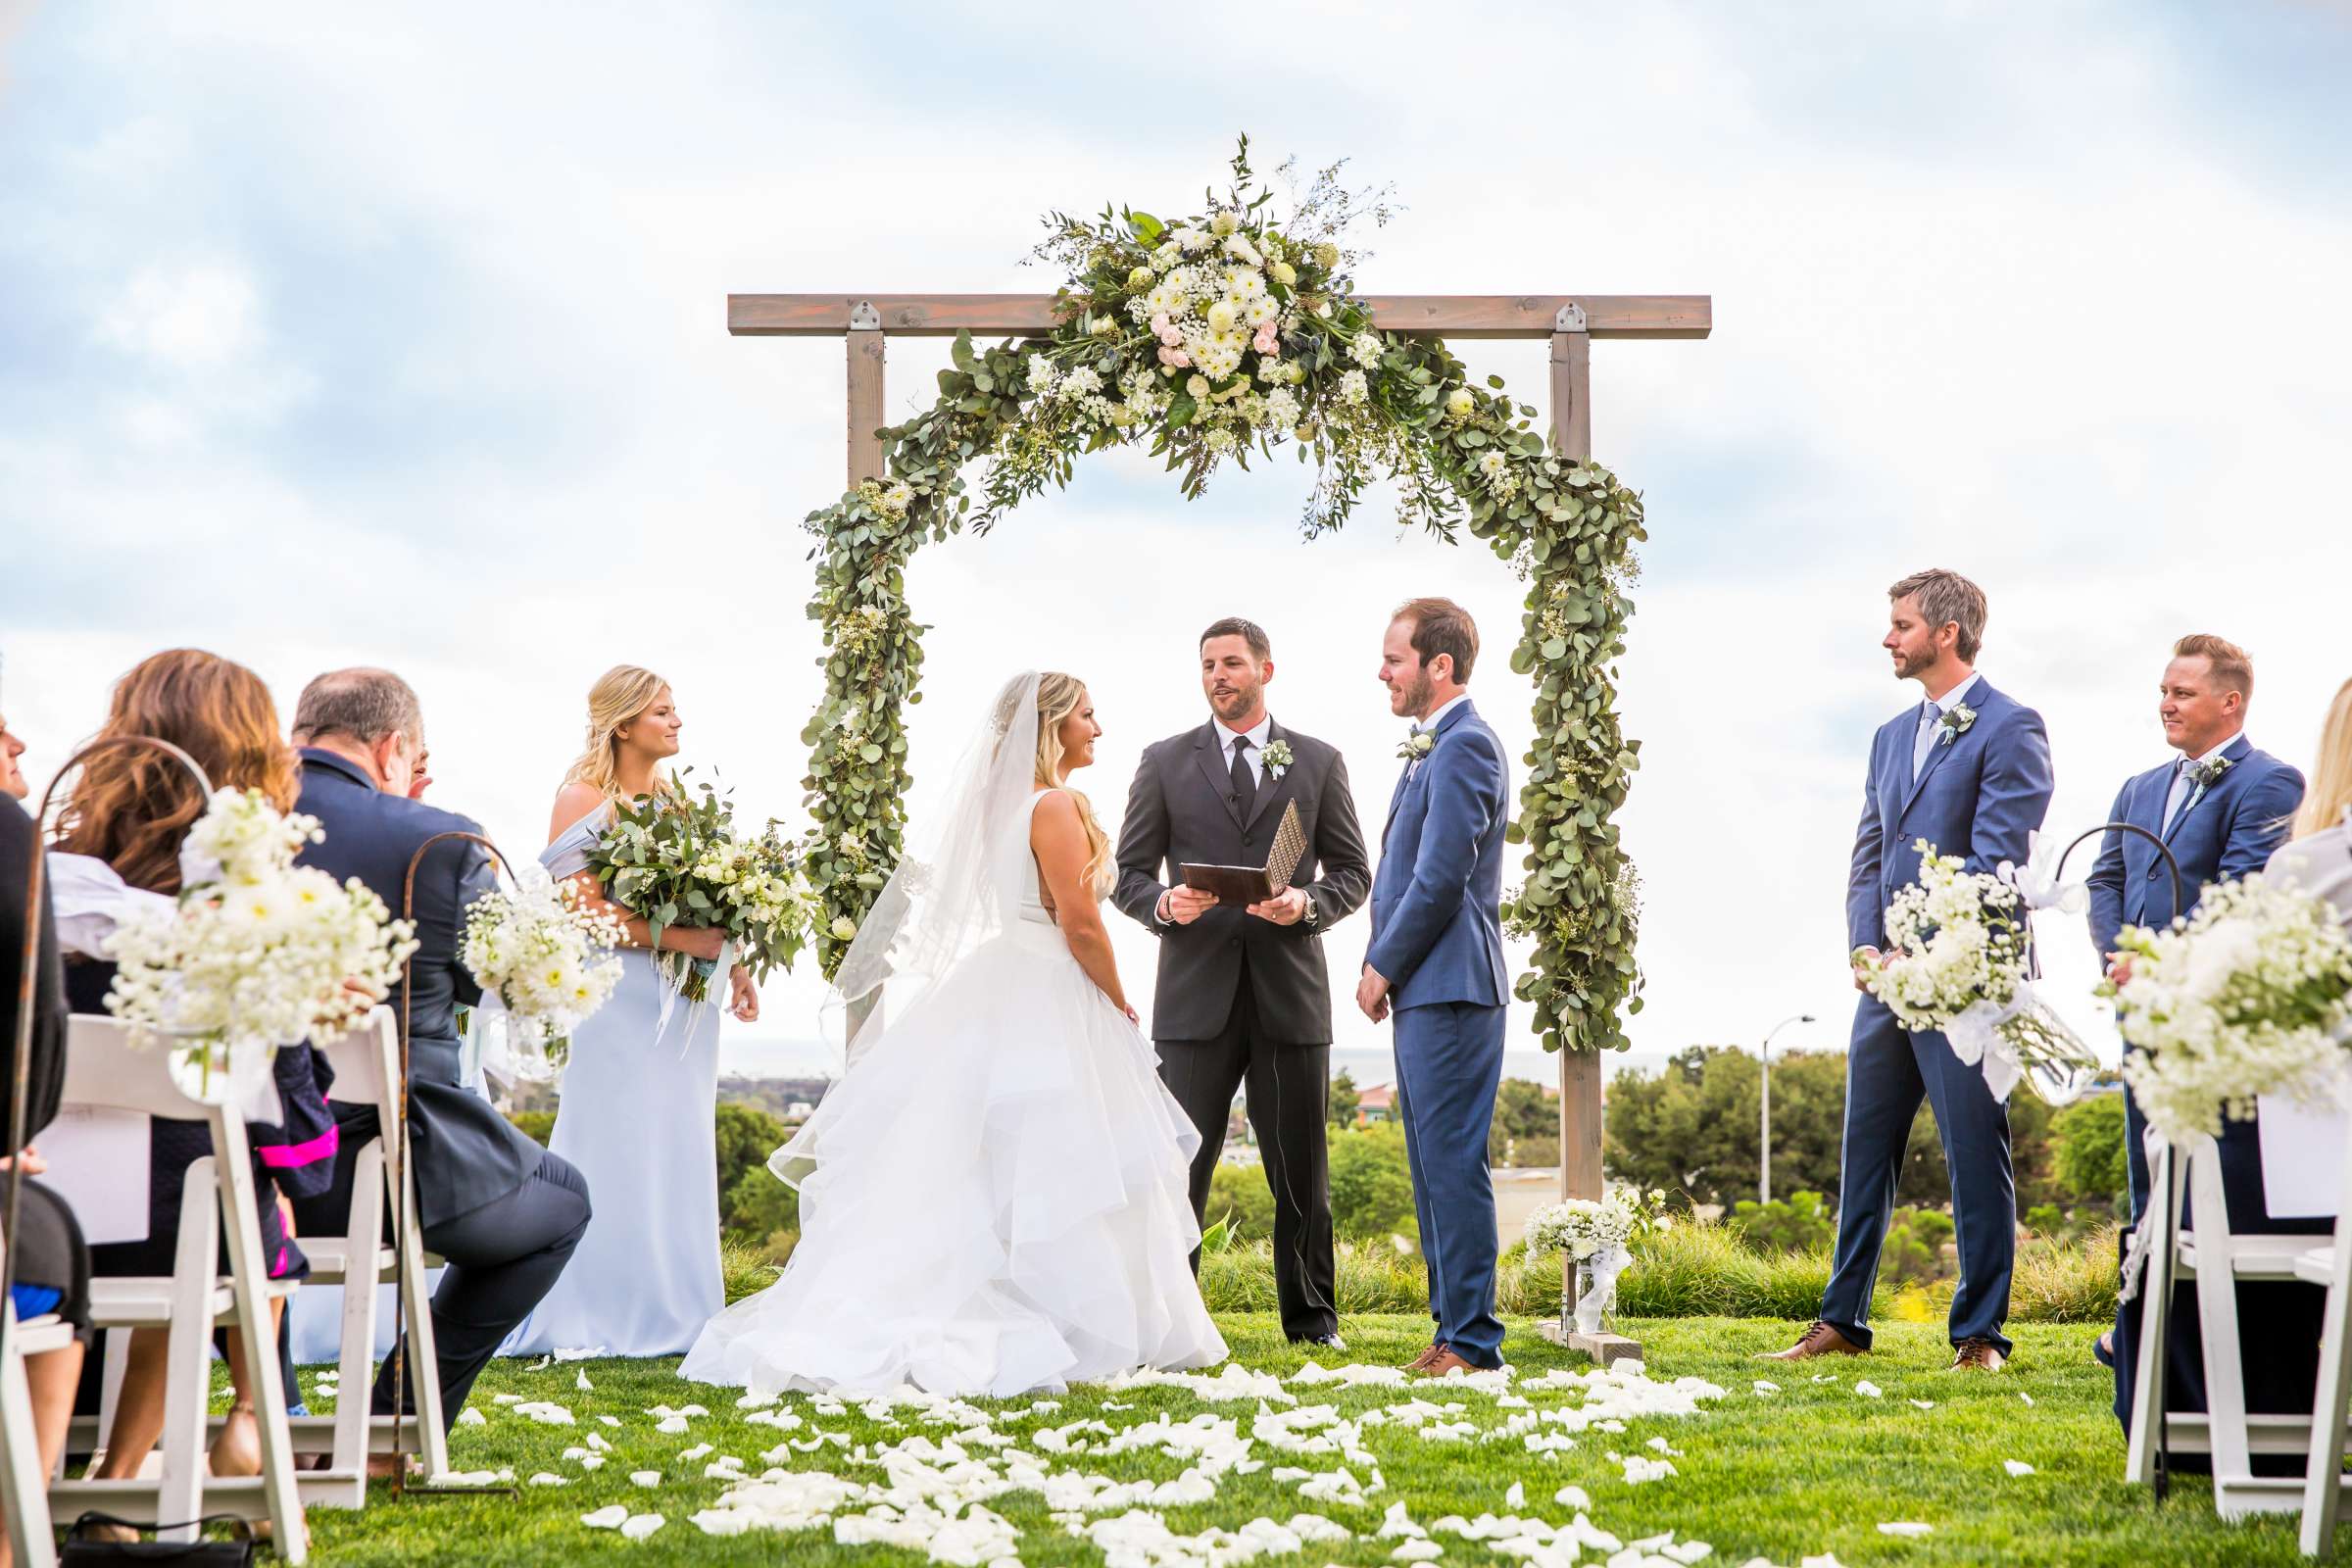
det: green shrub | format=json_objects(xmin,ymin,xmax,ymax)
[
  {"xmin": 2052, "ymin": 1093, "xmax": 2131, "ymax": 1210},
  {"xmin": 2013, "ymin": 1224, "xmax": 2119, "ymax": 1322},
  {"xmin": 1327, "ymin": 1123, "xmax": 1418, "ymax": 1242},
  {"xmin": 1502, "ymin": 1135, "xmax": 1560, "ymax": 1171},
  {"xmin": 1878, "ymin": 1207, "xmax": 1954, "ymax": 1285},
  {"xmin": 1205, "ymin": 1159, "xmax": 1277, "ymax": 1241},
  {"xmin": 719, "ymin": 1238, "xmax": 786, "ymax": 1303},
  {"xmin": 1729, "ymin": 1190, "xmax": 1835, "ymax": 1253}
]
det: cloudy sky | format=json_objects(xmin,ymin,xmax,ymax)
[{"xmin": 4, "ymin": 2, "xmax": 2347, "ymax": 1083}]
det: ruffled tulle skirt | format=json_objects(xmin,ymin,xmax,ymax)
[{"xmin": 679, "ymin": 920, "xmax": 1227, "ymax": 1398}]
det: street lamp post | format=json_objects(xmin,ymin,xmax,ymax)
[{"xmin": 1759, "ymin": 1012, "xmax": 1816, "ymax": 1207}]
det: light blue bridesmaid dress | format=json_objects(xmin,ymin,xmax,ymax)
[{"xmin": 502, "ymin": 804, "xmax": 725, "ymax": 1356}]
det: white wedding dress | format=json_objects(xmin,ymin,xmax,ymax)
[{"xmin": 680, "ymin": 674, "xmax": 1226, "ymax": 1398}]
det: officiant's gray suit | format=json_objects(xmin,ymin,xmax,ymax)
[{"xmin": 1115, "ymin": 718, "xmax": 1369, "ymax": 1342}]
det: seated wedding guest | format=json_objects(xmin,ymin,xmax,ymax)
[
  {"xmin": 284, "ymin": 668, "xmax": 590, "ymax": 1447},
  {"xmin": 49, "ymin": 650, "xmax": 341, "ymax": 1481},
  {"xmin": 2, "ymin": 786, "xmax": 90, "ymax": 1568},
  {"xmin": 2108, "ymin": 672, "xmax": 2346, "ymax": 1465}
]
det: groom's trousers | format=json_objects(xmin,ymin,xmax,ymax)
[
  {"xmin": 292, "ymin": 1103, "xmax": 593, "ymax": 1429},
  {"xmin": 1392, "ymin": 998, "xmax": 1506, "ymax": 1369},
  {"xmin": 1820, "ymin": 997, "xmax": 2015, "ymax": 1353},
  {"xmin": 1158, "ymin": 967, "xmax": 1339, "ymax": 1342}
]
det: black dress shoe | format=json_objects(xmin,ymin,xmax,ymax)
[{"xmin": 1290, "ymin": 1333, "xmax": 1347, "ymax": 1351}]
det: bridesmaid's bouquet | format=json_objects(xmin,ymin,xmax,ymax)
[
  {"xmin": 461, "ymin": 864, "xmax": 628, "ymax": 1075},
  {"xmin": 2105, "ymin": 876, "xmax": 2352, "ymax": 1143},
  {"xmin": 106, "ymin": 788, "xmax": 416, "ymax": 1095},
  {"xmin": 584, "ymin": 774, "xmax": 815, "ymax": 1003}
]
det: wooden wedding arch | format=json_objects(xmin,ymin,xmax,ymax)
[{"xmin": 732, "ymin": 288, "xmax": 1712, "ymax": 1353}]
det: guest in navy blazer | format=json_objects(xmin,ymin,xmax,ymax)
[
  {"xmin": 2087, "ymin": 633, "xmax": 2304, "ymax": 1220},
  {"xmin": 283, "ymin": 668, "xmax": 592, "ymax": 1443},
  {"xmin": 1771, "ymin": 569, "xmax": 2053, "ymax": 1373},
  {"xmin": 1360, "ymin": 598, "xmax": 1512, "ymax": 1378}
]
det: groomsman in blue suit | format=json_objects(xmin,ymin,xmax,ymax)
[
  {"xmin": 1770, "ymin": 569, "xmax": 2053, "ymax": 1372},
  {"xmin": 2088, "ymin": 634, "xmax": 2304, "ymax": 1221},
  {"xmin": 1359, "ymin": 598, "xmax": 1513, "ymax": 1378}
]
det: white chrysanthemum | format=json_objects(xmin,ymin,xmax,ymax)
[
  {"xmin": 1337, "ymin": 368, "xmax": 1369, "ymax": 405},
  {"xmin": 1222, "ymin": 234, "xmax": 1262, "ymax": 267},
  {"xmin": 1174, "ymin": 224, "xmax": 1212, "ymax": 254},
  {"xmin": 878, "ymin": 482, "xmax": 912, "ymax": 515},
  {"xmin": 1144, "ymin": 281, "xmax": 1186, "ymax": 318},
  {"xmin": 1348, "ymin": 332, "xmax": 1385, "ymax": 368},
  {"xmin": 1478, "ymin": 451, "xmax": 1509, "ymax": 477},
  {"xmin": 1243, "ymin": 295, "xmax": 1279, "ymax": 328},
  {"xmin": 1025, "ymin": 353, "xmax": 1056, "ymax": 394},
  {"xmin": 1445, "ymin": 388, "xmax": 1476, "ymax": 421},
  {"xmin": 1208, "ymin": 209, "xmax": 1240, "ymax": 237},
  {"xmin": 1204, "ymin": 299, "xmax": 1239, "ymax": 335}
]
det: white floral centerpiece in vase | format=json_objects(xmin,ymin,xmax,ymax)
[
  {"xmin": 461, "ymin": 863, "xmax": 628, "ymax": 1082},
  {"xmin": 105, "ymin": 788, "xmax": 417, "ymax": 1103},
  {"xmin": 1856, "ymin": 838, "xmax": 2101, "ymax": 1103},
  {"xmin": 2106, "ymin": 875, "xmax": 2352, "ymax": 1146},
  {"xmin": 1524, "ymin": 1186, "xmax": 1668, "ymax": 1337}
]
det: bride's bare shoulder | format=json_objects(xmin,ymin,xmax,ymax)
[{"xmin": 549, "ymin": 781, "xmax": 607, "ymax": 844}]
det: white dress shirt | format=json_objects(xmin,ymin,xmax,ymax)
[
  {"xmin": 1910, "ymin": 671, "xmax": 1984, "ymax": 780},
  {"xmin": 1214, "ymin": 711, "xmax": 1272, "ymax": 788},
  {"xmin": 2162, "ymin": 732, "xmax": 2241, "ymax": 834}
]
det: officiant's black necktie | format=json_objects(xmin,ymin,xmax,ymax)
[{"xmin": 1229, "ymin": 737, "xmax": 1257, "ymax": 820}]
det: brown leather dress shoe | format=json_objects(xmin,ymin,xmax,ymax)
[
  {"xmin": 1402, "ymin": 1343, "xmax": 1446, "ymax": 1373},
  {"xmin": 1948, "ymin": 1338, "xmax": 2007, "ymax": 1372},
  {"xmin": 1760, "ymin": 1320, "xmax": 1866, "ymax": 1361},
  {"xmin": 1417, "ymin": 1348, "xmax": 1480, "ymax": 1379}
]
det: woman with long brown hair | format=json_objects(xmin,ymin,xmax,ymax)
[{"xmin": 47, "ymin": 650, "xmax": 340, "ymax": 1481}]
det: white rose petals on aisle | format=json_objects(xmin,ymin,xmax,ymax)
[
  {"xmin": 106, "ymin": 787, "xmax": 416, "ymax": 1095},
  {"xmin": 2003, "ymin": 1459, "xmax": 2035, "ymax": 1477},
  {"xmin": 462, "ymin": 862, "xmax": 625, "ymax": 1081},
  {"xmin": 1877, "ymin": 1521, "xmax": 1934, "ymax": 1538}
]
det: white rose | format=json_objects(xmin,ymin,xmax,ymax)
[
  {"xmin": 830, "ymin": 915, "xmax": 858, "ymax": 943},
  {"xmin": 1186, "ymin": 374, "xmax": 1209, "ymax": 399},
  {"xmin": 1209, "ymin": 209, "xmax": 1239, "ymax": 237},
  {"xmin": 1444, "ymin": 388, "xmax": 1475, "ymax": 420}
]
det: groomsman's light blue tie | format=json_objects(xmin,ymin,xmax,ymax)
[
  {"xmin": 2161, "ymin": 757, "xmax": 2194, "ymax": 836},
  {"xmin": 1910, "ymin": 701, "xmax": 1943, "ymax": 780}
]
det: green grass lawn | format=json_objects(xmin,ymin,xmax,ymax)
[{"xmin": 278, "ymin": 1316, "xmax": 2341, "ymax": 1566}]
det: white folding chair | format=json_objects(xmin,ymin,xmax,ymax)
[
  {"xmin": 2126, "ymin": 1133, "xmax": 2352, "ymax": 1524},
  {"xmin": 271, "ymin": 1006, "xmax": 449, "ymax": 1500},
  {"xmin": 1, "ymin": 1268, "xmax": 71, "ymax": 1568},
  {"xmin": 44, "ymin": 1017, "xmax": 309, "ymax": 1563},
  {"xmin": 2293, "ymin": 1117, "xmax": 2352, "ymax": 1556}
]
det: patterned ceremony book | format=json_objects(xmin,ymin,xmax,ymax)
[{"xmin": 1179, "ymin": 800, "xmax": 1306, "ymax": 906}]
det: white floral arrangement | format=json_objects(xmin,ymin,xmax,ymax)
[
  {"xmin": 106, "ymin": 788, "xmax": 416, "ymax": 1094},
  {"xmin": 2107, "ymin": 875, "xmax": 2352, "ymax": 1144},
  {"xmin": 1858, "ymin": 839, "xmax": 2095, "ymax": 1102},
  {"xmin": 462, "ymin": 864, "xmax": 627, "ymax": 1076},
  {"xmin": 1524, "ymin": 1187, "xmax": 1669, "ymax": 1262}
]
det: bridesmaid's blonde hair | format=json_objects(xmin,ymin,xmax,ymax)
[
  {"xmin": 1035, "ymin": 672, "xmax": 1112, "ymax": 897},
  {"xmin": 2293, "ymin": 677, "xmax": 2352, "ymax": 841},
  {"xmin": 565, "ymin": 664, "xmax": 679, "ymax": 802}
]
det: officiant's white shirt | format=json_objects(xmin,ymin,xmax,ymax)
[{"xmin": 1214, "ymin": 711, "xmax": 1272, "ymax": 788}]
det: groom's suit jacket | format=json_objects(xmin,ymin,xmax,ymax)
[
  {"xmin": 1845, "ymin": 679, "xmax": 2055, "ymax": 958},
  {"xmin": 2085, "ymin": 734, "xmax": 2302, "ymax": 959},
  {"xmin": 1365, "ymin": 699, "xmax": 1511, "ymax": 1011},
  {"xmin": 1114, "ymin": 718, "xmax": 1370, "ymax": 1043}
]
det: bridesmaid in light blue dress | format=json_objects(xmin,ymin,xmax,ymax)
[{"xmin": 504, "ymin": 666, "xmax": 758, "ymax": 1357}]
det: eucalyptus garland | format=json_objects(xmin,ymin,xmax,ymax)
[{"xmin": 798, "ymin": 140, "xmax": 1646, "ymax": 1054}]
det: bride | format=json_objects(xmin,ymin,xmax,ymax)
[{"xmin": 681, "ymin": 671, "xmax": 1226, "ymax": 1396}]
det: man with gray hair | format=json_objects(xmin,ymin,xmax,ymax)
[
  {"xmin": 1768, "ymin": 568, "xmax": 2052, "ymax": 1373},
  {"xmin": 287, "ymin": 667, "xmax": 592, "ymax": 1448}
]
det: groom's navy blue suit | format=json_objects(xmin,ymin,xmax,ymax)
[
  {"xmin": 1825, "ymin": 676, "xmax": 2052, "ymax": 1355},
  {"xmin": 1367, "ymin": 698, "xmax": 1511, "ymax": 1369},
  {"xmin": 2086, "ymin": 733, "xmax": 2302, "ymax": 1218}
]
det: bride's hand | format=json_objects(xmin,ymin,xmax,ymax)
[
  {"xmin": 666, "ymin": 926, "xmax": 726, "ymax": 961},
  {"xmin": 1122, "ymin": 1003, "xmax": 1140, "ymax": 1025},
  {"xmin": 728, "ymin": 968, "xmax": 760, "ymax": 1024}
]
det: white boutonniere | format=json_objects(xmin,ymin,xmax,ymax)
[
  {"xmin": 2188, "ymin": 754, "xmax": 2234, "ymax": 792},
  {"xmin": 1397, "ymin": 731, "xmax": 1436, "ymax": 763},
  {"xmin": 1260, "ymin": 738, "xmax": 1294, "ymax": 779},
  {"xmin": 1938, "ymin": 703, "xmax": 1978, "ymax": 747}
]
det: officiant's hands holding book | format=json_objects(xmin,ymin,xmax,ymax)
[
  {"xmin": 1157, "ymin": 886, "xmax": 1220, "ymax": 924},
  {"xmin": 1248, "ymin": 887, "xmax": 1309, "ymax": 925}
]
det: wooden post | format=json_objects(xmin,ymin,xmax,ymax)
[
  {"xmin": 1539, "ymin": 304, "xmax": 1640, "ymax": 1366},
  {"xmin": 847, "ymin": 306, "xmax": 886, "ymax": 486}
]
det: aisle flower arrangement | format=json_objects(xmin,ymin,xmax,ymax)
[
  {"xmin": 2107, "ymin": 874, "xmax": 2352, "ymax": 1143},
  {"xmin": 106, "ymin": 787, "xmax": 416, "ymax": 1093},
  {"xmin": 1525, "ymin": 1187, "xmax": 1670, "ymax": 1337},
  {"xmin": 462, "ymin": 863, "xmax": 627, "ymax": 1077}
]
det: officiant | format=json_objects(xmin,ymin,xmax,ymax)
[{"xmin": 1115, "ymin": 617, "xmax": 1369, "ymax": 1349}]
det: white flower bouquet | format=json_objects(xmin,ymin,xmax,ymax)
[
  {"xmin": 2107, "ymin": 875, "xmax": 2352, "ymax": 1144},
  {"xmin": 462, "ymin": 864, "xmax": 627, "ymax": 1078},
  {"xmin": 106, "ymin": 788, "xmax": 416, "ymax": 1097},
  {"xmin": 1524, "ymin": 1187, "xmax": 1667, "ymax": 1337},
  {"xmin": 1858, "ymin": 839, "xmax": 2098, "ymax": 1102}
]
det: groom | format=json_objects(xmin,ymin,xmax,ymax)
[
  {"xmin": 1770, "ymin": 568, "xmax": 2052, "ymax": 1373},
  {"xmin": 1115, "ymin": 616, "xmax": 1370, "ymax": 1348},
  {"xmin": 1359, "ymin": 598, "xmax": 1512, "ymax": 1378}
]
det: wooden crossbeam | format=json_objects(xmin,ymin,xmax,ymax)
[{"xmin": 730, "ymin": 293, "xmax": 1711, "ymax": 341}]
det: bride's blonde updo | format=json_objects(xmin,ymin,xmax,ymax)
[
  {"xmin": 1035, "ymin": 671, "xmax": 1113, "ymax": 898},
  {"xmin": 565, "ymin": 663, "xmax": 680, "ymax": 802}
]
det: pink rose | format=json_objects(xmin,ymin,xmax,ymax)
[
  {"xmin": 1149, "ymin": 313, "xmax": 1171, "ymax": 334},
  {"xmin": 1253, "ymin": 324, "xmax": 1280, "ymax": 355},
  {"xmin": 1157, "ymin": 324, "xmax": 1183, "ymax": 348},
  {"xmin": 1158, "ymin": 345, "xmax": 1191, "ymax": 368}
]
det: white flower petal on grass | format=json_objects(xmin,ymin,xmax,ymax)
[
  {"xmin": 1752, "ymin": 1380, "xmax": 1780, "ymax": 1395},
  {"xmin": 691, "ymin": 1509, "xmax": 755, "ymax": 1538},
  {"xmin": 456, "ymin": 1407, "xmax": 488, "ymax": 1427},
  {"xmin": 1878, "ymin": 1521, "xmax": 1934, "ymax": 1537},
  {"xmin": 527, "ymin": 1354, "xmax": 553, "ymax": 1371},
  {"xmin": 527, "ymin": 1473, "xmax": 569, "ymax": 1487},
  {"xmin": 1854, "ymin": 1381, "xmax": 1884, "ymax": 1398},
  {"xmin": 580, "ymin": 1505, "xmax": 628, "ymax": 1529},
  {"xmin": 514, "ymin": 1401, "xmax": 575, "ymax": 1426},
  {"xmin": 576, "ymin": 1370, "xmax": 593, "ymax": 1392},
  {"xmin": 656, "ymin": 1415, "xmax": 690, "ymax": 1435},
  {"xmin": 1553, "ymin": 1485, "xmax": 1592, "ymax": 1509},
  {"xmin": 1504, "ymin": 1481, "xmax": 1525, "ymax": 1509},
  {"xmin": 1909, "ymin": 1399, "xmax": 1936, "ymax": 1410},
  {"xmin": 491, "ymin": 1394, "xmax": 522, "ymax": 1406},
  {"xmin": 2004, "ymin": 1459, "xmax": 2035, "ymax": 1477},
  {"xmin": 735, "ymin": 1393, "xmax": 778, "ymax": 1410},
  {"xmin": 553, "ymin": 1346, "xmax": 604, "ymax": 1362},
  {"xmin": 578, "ymin": 1456, "xmax": 607, "ymax": 1472},
  {"xmin": 2020, "ymin": 1393, "xmax": 2035, "ymax": 1405},
  {"xmin": 619, "ymin": 1513, "xmax": 663, "ymax": 1542},
  {"xmin": 1391, "ymin": 1544, "xmax": 1444, "ymax": 1563},
  {"xmin": 1810, "ymin": 1374, "xmax": 1838, "ymax": 1384},
  {"xmin": 586, "ymin": 1431, "xmax": 612, "ymax": 1452},
  {"xmin": 1664, "ymin": 1542, "xmax": 1714, "ymax": 1564},
  {"xmin": 600, "ymin": 1415, "xmax": 621, "ymax": 1428},
  {"xmin": 629, "ymin": 1470, "xmax": 662, "ymax": 1488},
  {"xmin": 677, "ymin": 1442, "xmax": 713, "ymax": 1461}
]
